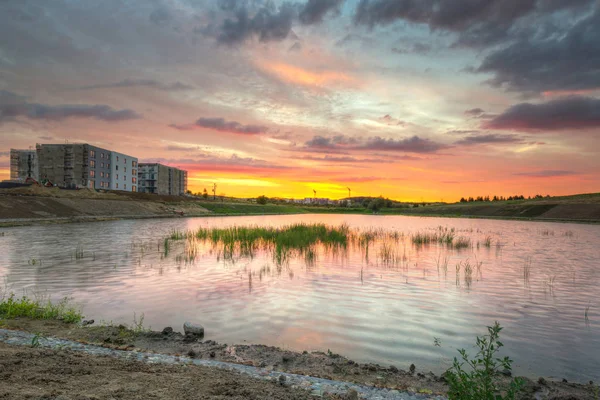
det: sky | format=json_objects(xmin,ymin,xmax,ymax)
[{"xmin": 1, "ymin": 0, "xmax": 599, "ymax": 202}]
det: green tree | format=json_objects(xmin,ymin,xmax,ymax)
[
  {"xmin": 202, "ymin": 188, "xmax": 208, "ymax": 199},
  {"xmin": 368, "ymin": 197, "xmax": 386, "ymax": 212},
  {"xmin": 257, "ymin": 195, "xmax": 268, "ymax": 205}
]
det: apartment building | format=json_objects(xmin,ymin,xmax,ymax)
[
  {"xmin": 138, "ymin": 163, "xmax": 187, "ymax": 195},
  {"xmin": 9, "ymin": 149, "xmax": 39, "ymax": 181},
  {"xmin": 36, "ymin": 144, "xmax": 137, "ymax": 191},
  {"xmin": 109, "ymin": 151, "xmax": 138, "ymax": 192}
]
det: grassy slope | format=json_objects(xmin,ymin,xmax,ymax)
[{"xmin": 195, "ymin": 193, "xmax": 600, "ymax": 222}]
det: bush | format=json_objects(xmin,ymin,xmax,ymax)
[
  {"xmin": 256, "ymin": 195, "xmax": 268, "ymax": 205},
  {"xmin": 445, "ymin": 322, "xmax": 524, "ymax": 400}
]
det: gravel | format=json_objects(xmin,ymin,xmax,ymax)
[{"xmin": 0, "ymin": 328, "xmax": 445, "ymax": 400}]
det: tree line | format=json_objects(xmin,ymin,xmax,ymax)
[{"xmin": 459, "ymin": 194, "xmax": 550, "ymax": 203}]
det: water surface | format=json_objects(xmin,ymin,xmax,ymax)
[{"xmin": 1, "ymin": 215, "xmax": 598, "ymax": 382}]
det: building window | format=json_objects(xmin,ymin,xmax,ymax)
[
  {"xmin": 90, "ymin": 150, "xmax": 95, "ymax": 158},
  {"xmin": 100, "ymin": 172, "xmax": 104, "ymax": 178},
  {"xmin": 132, "ymin": 186, "xmax": 137, "ymax": 192},
  {"xmin": 117, "ymin": 156, "xmax": 119, "ymax": 162},
  {"xmin": 116, "ymin": 183, "xmax": 119, "ymax": 189},
  {"xmin": 124, "ymin": 158, "xmax": 127, "ymax": 164},
  {"xmin": 123, "ymin": 175, "xmax": 126, "ymax": 181},
  {"xmin": 90, "ymin": 170, "xmax": 95, "ymax": 177},
  {"xmin": 116, "ymin": 165, "xmax": 118, "ymax": 170},
  {"xmin": 106, "ymin": 173, "xmax": 110, "ymax": 178},
  {"xmin": 132, "ymin": 169, "xmax": 137, "ymax": 175},
  {"xmin": 100, "ymin": 162, "xmax": 104, "ymax": 168},
  {"xmin": 90, "ymin": 160, "xmax": 95, "ymax": 167},
  {"xmin": 100, "ymin": 153, "xmax": 104, "ymax": 159},
  {"xmin": 124, "ymin": 184, "xmax": 127, "ymax": 190},
  {"xmin": 116, "ymin": 174, "xmax": 119, "ymax": 179},
  {"xmin": 124, "ymin": 167, "xmax": 127, "ymax": 173},
  {"xmin": 132, "ymin": 177, "xmax": 137, "ymax": 183},
  {"xmin": 132, "ymin": 161, "xmax": 137, "ymax": 167},
  {"xmin": 107, "ymin": 163, "xmax": 110, "ymax": 169}
]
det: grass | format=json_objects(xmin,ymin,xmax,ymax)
[
  {"xmin": 169, "ymin": 223, "xmax": 350, "ymax": 264},
  {"xmin": 0, "ymin": 292, "xmax": 83, "ymax": 323},
  {"xmin": 523, "ymin": 257, "xmax": 532, "ymax": 283},
  {"xmin": 483, "ymin": 236, "xmax": 492, "ymax": 248},
  {"xmin": 73, "ymin": 243, "xmax": 85, "ymax": 260}
]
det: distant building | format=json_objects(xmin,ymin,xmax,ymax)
[
  {"xmin": 138, "ymin": 163, "xmax": 187, "ymax": 196},
  {"xmin": 9, "ymin": 149, "xmax": 38, "ymax": 181},
  {"xmin": 36, "ymin": 143, "xmax": 137, "ymax": 191},
  {"xmin": 302, "ymin": 198, "xmax": 331, "ymax": 205}
]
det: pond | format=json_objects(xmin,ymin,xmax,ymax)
[{"xmin": 1, "ymin": 214, "xmax": 598, "ymax": 382}]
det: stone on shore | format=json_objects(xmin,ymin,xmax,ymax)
[{"xmin": 183, "ymin": 322, "xmax": 204, "ymax": 337}]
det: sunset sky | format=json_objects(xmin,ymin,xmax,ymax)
[{"xmin": 1, "ymin": 0, "xmax": 599, "ymax": 201}]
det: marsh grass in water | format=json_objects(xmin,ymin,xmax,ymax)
[{"xmin": 169, "ymin": 223, "xmax": 350, "ymax": 264}]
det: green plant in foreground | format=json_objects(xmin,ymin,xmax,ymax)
[
  {"xmin": 445, "ymin": 322, "xmax": 524, "ymax": 400},
  {"xmin": 0, "ymin": 293, "xmax": 83, "ymax": 323},
  {"xmin": 31, "ymin": 332, "xmax": 46, "ymax": 348}
]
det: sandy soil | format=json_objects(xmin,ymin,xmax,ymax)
[
  {"xmin": 0, "ymin": 342, "xmax": 332, "ymax": 400},
  {"xmin": 2, "ymin": 319, "xmax": 598, "ymax": 399}
]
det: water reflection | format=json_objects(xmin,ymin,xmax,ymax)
[{"xmin": 0, "ymin": 215, "xmax": 599, "ymax": 382}]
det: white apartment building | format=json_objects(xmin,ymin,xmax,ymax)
[{"xmin": 109, "ymin": 151, "xmax": 138, "ymax": 192}]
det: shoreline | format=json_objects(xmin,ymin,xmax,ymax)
[
  {"xmin": 0, "ymin": 318, "xmax": 597, "ymax": 399},
  {"xmin": 1, "ymin": 210, "xmax": 599, "ymax": 228}
]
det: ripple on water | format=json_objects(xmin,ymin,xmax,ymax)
[{"xmin": 1, "ymin": 215, "xmax": 599, "ymax": 382}]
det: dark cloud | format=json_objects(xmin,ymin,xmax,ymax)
[
  {"xmin": 149, "ymin": 7, "xmax": 171, "ymax": 25},
  {"xmin": 485, "ymin": 96, "xmax": 600, "ymax": 130},
  {"xmin": 476, "ymin": 8, "xmax": 600, "ymax": 94},
  {"xmin": 142, "ymin": 154, "xmax": 291, "ymax": 172},
  {"xmin": 289, "ymin": 42, "xmax": 302, "ymax": 52},
  {"xmin": 361, "ymin": 136, "xmax": 448, "ymax": 153},
  {"xmin": 171, "ymin": 117, "xmax": 268, "ymax": 134},
  {"xmin": 354, "ymin": 0, "xmax": 594, "ymax": 49},
  {"xmin": 454, "ymin": 133, "xmax": 523, "ymax": 146},
  {"xmin": 299, "ymin": 0, "xmax": 344, "ymax": 25},
  {"xmin": 294, "ymin": 155, "xmax": 394, "ymax": 163},
  {"xmin": 218, "ymin": 3, "xmax": 296, "ymax": 44},
  {"xmin": 304, "ymin": 134, "xmax": 448, "ymax": 153},
  {"xmin": 513, "ymin": 170, "xmax": 579, "ymax": 177},
  {"xmin": 305, "ymin": 135, "xmax": 359, "ymax": 148},
  {"xmin": 0, "ymin": 91, "xmax": 140, "ymax": 123},
  {"xmin": 80, "ymin": 79, "xmax": 193, "ymax": 91},
  {"xmin": 464, "ymin": 108, "xmax": 485, "ymax": 116}
]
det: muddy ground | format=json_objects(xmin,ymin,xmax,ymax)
[
  {"xmin": 1, "ymin": 318, "xmax": 598, "ymax": 399},
  {"xmin": 0, "ymin": 342, "xmax": 338, "ymax": 400}
]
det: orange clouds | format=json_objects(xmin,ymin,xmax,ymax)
[{"xmin": 257, "ymin": 61, "xmax": 357, "ymax": 88}]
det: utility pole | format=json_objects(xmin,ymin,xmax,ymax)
[{"xmin": 347, "ymin": 187, "xmax": 351, "ymax": 199}]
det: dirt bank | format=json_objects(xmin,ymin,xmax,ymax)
[
  {"xmin": 2, "ymin": 319, "xmax": 598, "ymax": 399},
  {"xmin": 0, "ymin": 342, "xmax": 331, "ymax": 400},
  {"xmin": 0, "ymin": 187, "xmax": 210, "ymax": 226}
]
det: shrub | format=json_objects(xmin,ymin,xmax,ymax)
[
  {"xmin": 257, "ymin": 195, "xmax": 268, "ymax": 205},
  {"xmin": 445, "ymin": 322, "xmax": 524, "ymax": 400}
]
